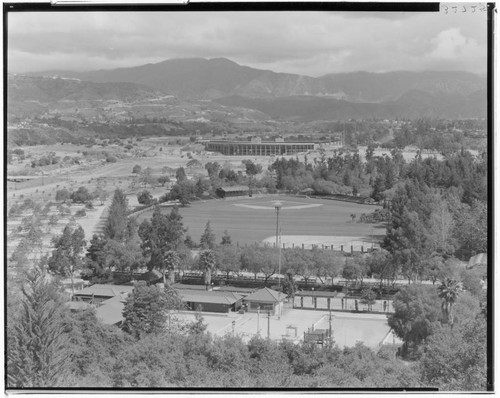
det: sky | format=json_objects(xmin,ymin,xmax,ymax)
[{"xmin": 7, "ymin": 7, "xmax": 488, "ymax": 76}]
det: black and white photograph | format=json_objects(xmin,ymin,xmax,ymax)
[{"xmin": 4, "ymin": 2, "xmax": 492, "ymax": 392}]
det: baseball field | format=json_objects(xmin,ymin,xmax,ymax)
[{"xmin": 135, "ymin": 195, "xmax": 386, "ymax": 249}]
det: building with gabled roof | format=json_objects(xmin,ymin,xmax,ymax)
[
  {"xmin": 177, "ymin": 288, "xmax": 244, "ymax": 313},
  {"xmin": 68, "ymin": 284, "xmax": 134, "ymax": 326},
  {"xmin": 73, "ymin": 284, "xmax": 135, "ymax": 305},
  {"xmin": 95, "ymin": 294, "xmax": 129, "ymax": 326},
  {"xmin": 243, "ymin": 287, "xmax": 285, "ymax": 315},
  {"xmin": 215, "ymin": 185, "xmax": 250, "ymax": 198}
]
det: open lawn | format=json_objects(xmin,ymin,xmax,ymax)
[{"xmin": 135, "ymin": 195, "xmax": 385, "ymax": 248}]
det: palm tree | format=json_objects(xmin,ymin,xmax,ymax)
[
  {"xmin": 198, "ymin": 249, "xmax": 217, "ymax": 287},
  {"xmin": 163, "ymin": 250, "xmax": 180, "ymax": 285},
  {"xmin": 438, "ymin": 278, "xmax": 462, "ymax": 325}
]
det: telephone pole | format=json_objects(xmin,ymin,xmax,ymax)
[
  {"xmin": 267, "ymin": 311, "xmax": 271, "ymax": 339},
  {"xmin": 275, "ymin": 201, "xmax": 282, "ymax": 288}
]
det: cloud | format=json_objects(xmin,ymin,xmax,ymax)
[
  {"xmin": 423, "ymin": 27, "xmax": 486, "ymax": 72},
  {"xmin": 429, "ymin": 28, "xmax": 476, "ymax": 59},
  {"xmin": 7, "ymin": 10, "xmax": 487, "ymax": 76}
]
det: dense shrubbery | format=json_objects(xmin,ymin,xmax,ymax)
[
  {"xmin": 70, "ymin": 187, "xmax": 92, "ymax": 203},
  {"xmin": 75, "ymin": 209, "xmax": 86, "ymax": 218}
]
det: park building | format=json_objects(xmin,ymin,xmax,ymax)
[
  {"xmin": 243, "ymin": 287, "xmax": 285, "ymax": 316},
  {"xmin": 177, "ymin": 288, "xmax": 244, "ymax": 313},
  {"xmin": 215, "ymin": 185, "xmax": 250, "ymax": 198},
  {"xmin": 203, "ymin": 139, "xmax": 315, "ymax": 156}
]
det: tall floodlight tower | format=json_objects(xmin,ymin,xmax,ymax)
[{"xmin": 274, "ymin": 201, "xmax": 283, "ymax": 288}]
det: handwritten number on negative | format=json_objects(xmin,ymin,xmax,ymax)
[{"xmin": 442, "ymin": 4, "xmax": 487, "ymax": 14}]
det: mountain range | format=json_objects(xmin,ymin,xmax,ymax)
[{"xmin": 19, "ymin": 57, "xmax": 487, "ymax": 120}]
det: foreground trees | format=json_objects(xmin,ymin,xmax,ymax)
[
  {"xmin": 138, "ymin": 206, "xmax": 186, "ymax": 284},
  {"xmin": 121, "ymin": 281, "xmax": 184, "ymax": 339},
  {"xmin": 104, "ymin": 189, "xmax": 129, "ymax": 241},
  {"xmin": 419, "ymin": 314, "xmax": 487, "ymax": 390},
  {"xmin": 388, "ymin": 280, "xmax": 484, "ymax": 367},
  {"xmin": 7, "ymin": 265, "xmax": 487, "ymax": 390},
  {"xmin": 47, "ymin": 224, "xmax": 86, "ymax": 295},
  {"xmin": 7, "ymin": 265, "xmax": 71, "ymax": 388},
  {"xmin": 388, "ymin": 284, "xmax": 442, "ymax": 354}
]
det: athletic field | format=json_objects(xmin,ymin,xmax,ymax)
[{"xmin": 135, "ymin": 195, "xmax": 385, "ymax": 248}]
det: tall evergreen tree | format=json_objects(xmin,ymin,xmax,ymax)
[
  {"xmin": 82, "ymin": 234, "xmax": 111, "ymax": 282},
  {"xmin": 104, "ymin": 189, "xmax": 129, "ymax": 241},
  {"xmin": 200, "ymin": 221, "xmax": 216, "ymax": 249},
  {"xmin": 220, "ymin": 230, "xmax": 232, "ymax": 245},
  {"xmin": 371, "ymin": 175, "xmax": 385, "ymax": 202},
  {"xmin": 382, "ymin": 181, "xmax": 437, "ymax": 282},
  {"xmin": 7, "ymin": 265, "xmax": 71, "ymax": 388},
  {"xmin": 176, "ymin": 167, "xmax": 187, "ymax": 182}
]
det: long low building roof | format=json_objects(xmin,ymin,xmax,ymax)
[
  {"xmin": 180, "ymin": 293, "xmax": 242, "ymax": 305},
  {"xmin": 74, "ymin": 284, "xmax": 135, "ymax": 298},
  {"xmin": 177, "ymin": 289, "xmax": 243, "ymax": 305},
  {"xmin": 173, "ymin": 283, "xmax": 257, "ymax": 295},
  {"xmin": 295, "ymin": 291, "xmax": 339, "ymax": 298},
  {"xmin": 216, "ymin": 186, "xmax": 249, "ymax": 192},
  {"xmin": 206, "ymin": 141, "xmax": 315, "ymax": 145}
]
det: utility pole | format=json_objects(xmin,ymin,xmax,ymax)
[
  {"xmin": 267, "ymin": 311, "xmax": 271, "ymax": 339},
  {"xmin": 329, "ymin": 310, "xmax": 333, "ymax": 347},
  {"xmin": 257, "ymin": 306, "xmax": 260, "ymax": 335},
  {"xmin": 274, "ymin": 201, "xmax": 282, "ymax": 288},
  {"xmin": 278, "ymin": 292, "xmax": 282, "ymax": 320},
  {"xmin": 278, "ymin": 227, "xmax": 282, "ymax": 288}
]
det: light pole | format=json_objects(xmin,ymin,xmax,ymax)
[
  {"xmin": 267, "ymin": 311, "xmax": 271, "ymax": 339},
  {"xmin": 328, "ymin": 310, "xmax": 333, "ymax": 346},
  {"xmin": 274, "ymin": 201, "xmax": 282, "ymax": 288},
  {"xmin": 257, "ymin": 306, "xmax": 260, "ymax": 335}
]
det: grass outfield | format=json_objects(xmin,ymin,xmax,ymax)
[{"xmin": 135, "ymin": 195, "xmax": 386, "ymax": 246}]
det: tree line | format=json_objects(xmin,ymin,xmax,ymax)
[
  {"xmin": 43, "ymin": 186, "xmax": 480, "ymax": 308},
  {"xmin": 156, "ymin": 146, "xmax": 486, "ymax": 215}
]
